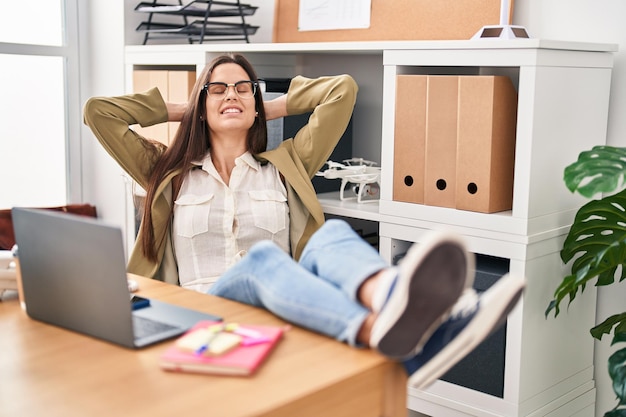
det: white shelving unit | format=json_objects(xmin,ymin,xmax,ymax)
[
  {"xmin": 377, "ymin": 42, "xmax": 615, "ymax": 417},
  {"xmin": 124, "ymin": 40, "xmax": 616, "ymax": 416}
]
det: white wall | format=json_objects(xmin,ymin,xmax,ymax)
[
  {"xmin": 83, "ymin": 1, "xmax": 626, "ymax": 415},
  {"xmin": 514, "ymin": 1, "xmax": 626, "ymax": 148},
  {"xmin": 80, "ymin": 1, "xmax": 129, "ymax": 253}
]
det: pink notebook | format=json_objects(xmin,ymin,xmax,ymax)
[{"xmin": 160, "ymin": 321, "xmax": 284, "ymax": 376}]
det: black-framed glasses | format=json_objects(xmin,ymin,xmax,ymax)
[{"xmin": 203, "ymin": 80, "xmax": 257, "ymax": 100}]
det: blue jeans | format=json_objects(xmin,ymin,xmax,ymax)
[{"xmin": 208, "ymin": 219, "xmax": 388, "ymax": 347}]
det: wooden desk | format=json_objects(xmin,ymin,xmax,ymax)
[{"xmin": 0, "ymin": 275, "xmax": 407, "ymax": 417}]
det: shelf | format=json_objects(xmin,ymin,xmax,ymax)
[
  {"xmin": 317, "ymin": 192, "xmax": 382, "ymax": 223},
  {"xmin": 125, "ymin": 39, "xmax": 618, "ymax": 58},
  {"xmin": 318, "ymin": 192, "xmax": 569, "ymax": 248}
]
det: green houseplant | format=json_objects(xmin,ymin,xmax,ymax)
[{"xmin": 546, "ymin": 145, "xmax": 626, "ymax": 417}]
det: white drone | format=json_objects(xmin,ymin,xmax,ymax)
[{"xmin": 316, "ymin": 158, "xmax": 381, "ymax": 203}]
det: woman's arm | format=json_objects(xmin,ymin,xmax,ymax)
[
  {"xmin": 264, "ymin": 94, "xmax": 288, "ymax": 121},
  {"xmin": 166, "ymin": 102, "xmax": 187, "ymax": 122},
  {"xmin": 83, "ymin": 88, "xmax": 169, "ymax": 188},
  {"xmin": 285, "ymin": 75, "xmax": 359, "ymax": 178}
]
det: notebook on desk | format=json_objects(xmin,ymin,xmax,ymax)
[{"xmin": 11, "ymin": 207, "xmax": 222, "ymax": 349}]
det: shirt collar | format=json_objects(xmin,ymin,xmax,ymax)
[
  {"xmin": 193, "ymin": 150, "xmax": 260, "ymax": 172},
  {"xmin": 237, "ymin": 151, "xmax": 260, "ymax": 171}
]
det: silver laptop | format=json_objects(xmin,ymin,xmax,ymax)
[{"xmin": 12, "ymin": 207, "xmax": 222, "ymax": 348}]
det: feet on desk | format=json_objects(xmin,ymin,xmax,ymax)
[
  {"xmin": 404, "ymin": 273, "xmax": 526, "ymax": 389},
  {"xmin": 366, "ymin": 229, "xmax": 525, "ymax": 389},
  {"xmin": 369, "ymin": 231, "xmax": 474, "ymax": 360}
]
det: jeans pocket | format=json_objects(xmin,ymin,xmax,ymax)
[
  {"xmin": 248, "ymin": 190, "xmax": 288, "ymax": 234},
  {"xmin": 174, "ymin": 193, "xmax": 214, "ymax": 238}
]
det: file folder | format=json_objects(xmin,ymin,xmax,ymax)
[
  {"xmin": 424, "ymin": 76, "xmax": 459, "ymax": 208},
  {"xmin": 456, "ymin": 76, "xmax": 517, "ymax": 213},
  {"xmin": 393, "ymin": 75, "xmax": 427, "ymax": 204}
]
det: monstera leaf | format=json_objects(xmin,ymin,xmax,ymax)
[
  {"xmin": 605, "ymin": 347, "xmax": 626, "ymax": 416},
  {"xmin": 546, "ymin": 188, "xmax": 626, "ymax": 317},
  {"xmin": 546, "ymin": 146, "xmax": 626, "ymax": 317},
  {"xmin": 564, "ymin": 145, "xmax": 626, "ymax": 198},
  {"xmin": 547, "ymin": 145, "xmax": 626, "ymax": 416},
  {"xmin": 592, "ymin": 313, "xmax": 626, "ymax": 344}
]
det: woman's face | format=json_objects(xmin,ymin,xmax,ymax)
[{"xmin": 205, "ymin": 63, "xmax": 257, "ymax": 139}]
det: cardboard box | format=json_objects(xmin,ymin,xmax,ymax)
[
  {"xmin": 456, "ymin": 76, "xmax": 517, "ymax": 213},
  {"xmin": 393, "ymin": 75, "xmax": 427, "ymax": 204}
]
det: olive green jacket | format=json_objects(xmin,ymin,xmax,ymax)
[{"xmin": 83, "ymin": 74, "xmax": 358, "ymax": 285}]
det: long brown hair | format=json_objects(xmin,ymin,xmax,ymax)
[{"xmin": 140, "ymin": 53, "xmax": 268, "ymax": 262}]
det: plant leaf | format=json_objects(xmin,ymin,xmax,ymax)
[
  {"xmin": 592, "ymin": 313, "xmax": 626, "ymax": 342},
  {"xmin": 564, "ymin": 146, "xmax": 626, "ymax": 198},
  {"xmin": 615, "ymin": 318, "xmax": 626, "ymax": 345},
  {"xmin": 554, "ymin": 145, "xmax": 626, "ymax": 417},
  {"xmin": 546, "ymin": 189, "xmax": 626, "ymax": 317},
  {"xmin": 608, "ymin": 348, "xmax": 626, "ymax": 407},
  {"xmin": 604, "ymin": 409, "xmax": 626, "ymax": 417}
]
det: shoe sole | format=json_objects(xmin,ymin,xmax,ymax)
[
  {"xmin": 371, "ymin": 231, "xmax": 474, "ymax": 360},
  {"xmin": 408, "ymin": 273, "xmax": 525, "ymax": 389}
]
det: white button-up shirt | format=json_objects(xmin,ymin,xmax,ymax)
[{"xmin": 173, "ymin": 151, "xmax": 290, "ymax": 293}]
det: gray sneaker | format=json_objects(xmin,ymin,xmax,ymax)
[
  {"xmin": 405, "ymin": 273, "xmax": 526, "ymax": 389},
  {"xmin": 370, "ymin": 231, "xmax": 474, "ymax": 360}
]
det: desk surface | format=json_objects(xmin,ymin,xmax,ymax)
[{"xmin": 0, "ymin": 275, "xmax": 406, "ymax": 417}]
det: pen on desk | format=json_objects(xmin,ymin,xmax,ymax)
[{"xmin": 195, "ymin": 324, "xmax": 224, "ymax": 355}]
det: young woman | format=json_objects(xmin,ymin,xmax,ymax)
[{"xmin": 84, "ymin": 53, "xmax": 524, "ymax": 388}]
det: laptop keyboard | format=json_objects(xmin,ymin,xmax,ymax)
[{"xmin": 133, "ymin": 315, "xmax": 180, "ymax": 340}]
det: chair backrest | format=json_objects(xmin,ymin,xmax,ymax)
[{"xmin": 0, "ymin": 204, "xmax": 97, "ymax": 250}]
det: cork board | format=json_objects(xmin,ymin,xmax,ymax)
[{"xmin": 273, "ymin": 0, "xmax": 513, "ymax": 43}]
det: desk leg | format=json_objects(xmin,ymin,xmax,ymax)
[{"xmin": 382, "ymin": 362, "xmax": 408, "ymax": 417}]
